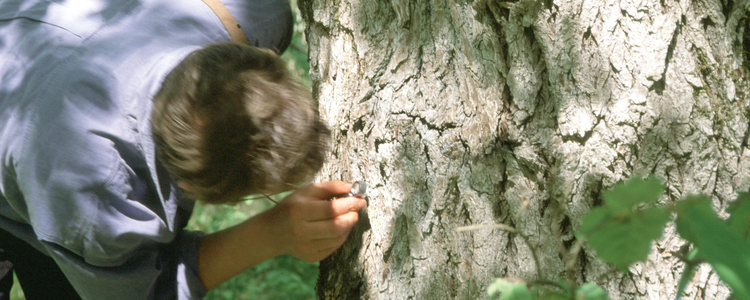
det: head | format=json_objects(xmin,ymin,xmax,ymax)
[{"xmin": 152, "ymin": 43, "xmax": 330, "ymax": 204}]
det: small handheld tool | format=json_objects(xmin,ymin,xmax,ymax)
[{"xmin": 333, "ymin": 181, "xmax": 367, "ymax": 199}]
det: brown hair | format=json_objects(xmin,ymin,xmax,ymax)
[{"xmin": 152, "ymin": 43, "xmax": 330, "ymax": 204}]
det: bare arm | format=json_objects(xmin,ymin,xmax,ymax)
[{"xmin": 196, "ymin": 181, "xmax": 367, "ymax": 291}]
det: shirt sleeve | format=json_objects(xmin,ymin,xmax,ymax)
[
  {"xmin": 16, "ymin": 72, "xmax": 207, "ymax": 299},
  {"xmin": 43, "ymin": 230, "xmax": 207, "ymax": 300},
  {"xmin": 24, "ymin": 152, "xmax": 207, "ymax": 299},
  {"xmin": 22, "ymin": 149, "xmax": 207, "ymax": 300},
  {"xmin": 176, "ymin": 229, "xmax": 208, "ymax": 299}
]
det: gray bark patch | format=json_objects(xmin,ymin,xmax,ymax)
[{"xmin": 301, "ymin": 0, "xmax": 750, "ymax": 298}]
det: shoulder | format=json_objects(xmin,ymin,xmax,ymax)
[{"xmin": 15, "ymin": 63, "xmax": 137, "ymax": 249}]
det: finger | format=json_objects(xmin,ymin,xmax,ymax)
[
  {"xmin": 303, "ymin": 234, "xmax": 349, "ymax": 253},
  {"xmin": 297, "ymin": 181, "xmax": 352, "ymax": 200},
  {"xmin": 298, "ymin": 211, "xmax": 359, "ymax": 239},
  {"xmin": 303, "ymin": 198, "xmax": 366, "ymax": 221},
  {"xmin": 296, "ymin": 234, "xmax": 349, "ymax": 262}
]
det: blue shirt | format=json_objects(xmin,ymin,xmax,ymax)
[{"xmin": 0, "ymin": 0, "xmax": 237, "ymax": 298}]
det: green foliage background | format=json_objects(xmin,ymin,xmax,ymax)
[{"xmin": 8, "ymin": 2, "xmax": 314, "ymax": 299}]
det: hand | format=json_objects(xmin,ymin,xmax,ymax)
[
  {"xmin": 265, "ymin": 181, "xmax": 367, "ymax": 262},
  {"xmin": 198, "ymin": 180, "xmax": 366, "ymax": 290}
]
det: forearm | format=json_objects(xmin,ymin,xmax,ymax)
[
  {"xmin": 195, "ymin": 181, "xmax": 365, "ymax": 291},
  {"xmin": 197, "ymin": 209, "xmax": 283, "ymax": 291}
]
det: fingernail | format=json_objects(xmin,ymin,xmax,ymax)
[{"xmin": 359, "ymin": 199, "xmax": 367, "ymax": 209}]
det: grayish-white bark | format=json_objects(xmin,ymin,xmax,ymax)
[{"xmin": 300, "ymin": 0, "xmax": 750, "ymax": 299}]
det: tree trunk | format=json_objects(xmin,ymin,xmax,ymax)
[{"xmin": 299, "ymin": 0, "xmax": 750, "ymax": 298}]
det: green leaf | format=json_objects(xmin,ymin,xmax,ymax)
[
  {"xmin": 577, "ymin": 207, "xmax": 612, "ymax": 237},
  {"xmin": 555, "ymin": 280, "xmax": 572, "ymax": 295},
  {"xmin": 539, "ymin": 291, "xmax": 569, "ymax": 300},
  {"xmin": 577, "ymin": 175, "xmax": 668, "ymax": 271},
  {"xmin": 581, "ymin": 206, "xmax": 671, "ymax": 271},
  {"xmin": 674, "ymin": 196, "xmax": 715, "ymax": 243},
  {"xmin": 488, "ymin": 279, "xmax": 534, "ymax": 300},
  {"xmin": 727, "ymin": 192, "xmax": 750, "ymax": 240},
  {"xmin": 675, "ymin": 196, "xmax": 750, "ymax": 299},
  {"xmin": 603, "ymin": 175, "xmax": 664, "ymax": 211},
  {"xmin": 538, "ymin": 281, "xmax": 572, "ymax": 300},
  {"xmin": 576, "ymin": 283, "xmax": 609, "ymax": 300},
  {"xmin": 536, "ymin": 282, "xmax": 608, "ymax": 300}
]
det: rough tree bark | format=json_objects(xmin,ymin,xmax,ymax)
[{"xmin": 299, "ymin": 0, "xmax": 750, "ymax": 299}]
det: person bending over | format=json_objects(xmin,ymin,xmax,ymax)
[{"xmin": 0, "ymin": 0, "xmax": 363, "ymax": 299}]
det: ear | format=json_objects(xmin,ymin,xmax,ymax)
[{"xmin": 177, "ymin": 180, "xmax": 196, "ymax": 192}]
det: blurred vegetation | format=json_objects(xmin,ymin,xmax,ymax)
[
  {"xmin": 9, "ymin": 2, "xmax": 313, "ymax": 300},
  {"xmin": 282, "ymin": 0, "xmax": 311, "ymax": 88},
  {"xmin": 9, "ymin": 273, "xmax": 22, "ymax": 300}
]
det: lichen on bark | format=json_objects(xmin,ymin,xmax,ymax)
[{"xmin": 300, "ymin": 0, "xmax": 750, "ymax": 299}]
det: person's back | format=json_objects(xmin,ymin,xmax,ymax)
[
  {"xmin": 0, "ymin": 1, "xmax": 237, "ymax": 298},
  {"xmin": 0, "ymin": 1, "xmax": 337, "ymax": 299}
]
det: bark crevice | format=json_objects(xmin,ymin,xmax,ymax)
[{"xmin": 303, "ymin": 0, "xmax": 748, "ymax": 298}]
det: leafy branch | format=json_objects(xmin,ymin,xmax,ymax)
[{"xmin": 469, "ymin": 175, "xmax": 750, "ymax": 300}]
